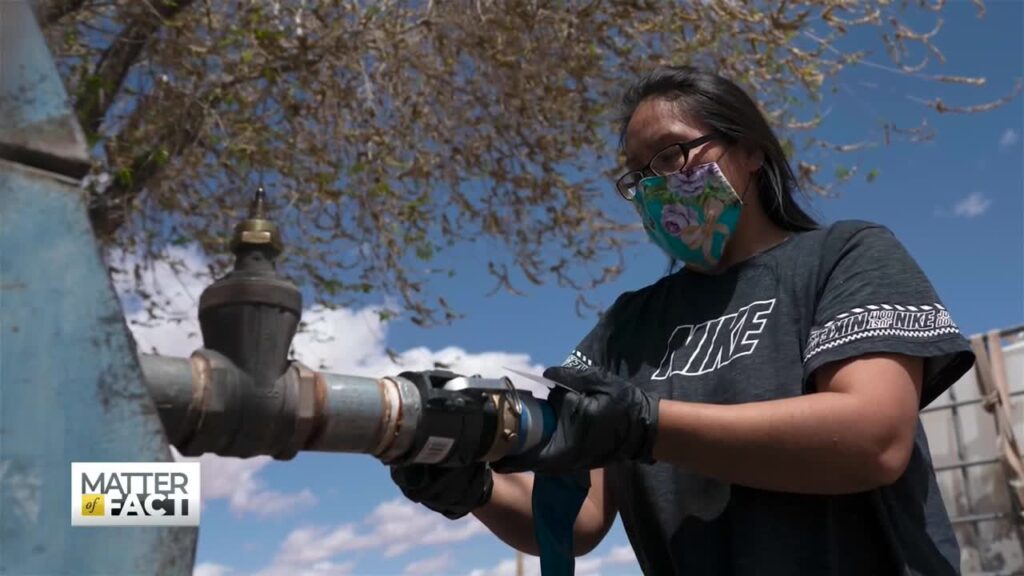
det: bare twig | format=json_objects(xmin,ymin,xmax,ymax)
[{"xmin": 909, "ymin": 79, "xmax": 1023, "ymax": 114}]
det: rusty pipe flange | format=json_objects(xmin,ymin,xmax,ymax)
[
  {"xmin": 275, "ymin": 360, "xmax": 323, "ymax": 460},
  {"xmin": 178, "ymin": 352, "xmax": 210, "ymax": 447},
  {"xmin": 305, "ymin": 372, "xmax": 421, "ymax": 459},
  {"xmin": 375, "ymin": 376, "xmax": 422, "ymax": 463},
  {"xmin": 138, "ymin": 354, "xmax": 205, "ymax": 448},
  {"xmin": 175, "ymin": 348, "xmax": 247, "ymax": 457}
]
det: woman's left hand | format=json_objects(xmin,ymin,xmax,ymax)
[{"xmin": 493, "ymin": 366, "xmax": 660, "ymax": 475}]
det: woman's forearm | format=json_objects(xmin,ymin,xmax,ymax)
[
  {"xmin": 473, "ymin": 472, "xmax": 539, "ymax": 554},
  {"xmin": 652, "ymin": 391, "xmax": 912, "ymax": 495},
  {"xmin": 473, "ymin": 469, "xmax": 616, "ymax": 556}
]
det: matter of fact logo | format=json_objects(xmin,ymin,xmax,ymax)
[{"xmin": 71, "ymin": 462, "xmax": 201, "ymax": 527}]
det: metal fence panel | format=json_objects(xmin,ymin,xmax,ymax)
[{"xmin": 923, "ymin": 336, "xmax": 1024, "ymax": 575}]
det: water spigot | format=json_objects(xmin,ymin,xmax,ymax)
[{"xmin": 195, "ymin": 186, "xmax": 302, "ymax": 457}]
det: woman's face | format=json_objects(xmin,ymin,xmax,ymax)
[{"xmin": 622, "ymin": 97, "xmax": 762, "ymax": 202}]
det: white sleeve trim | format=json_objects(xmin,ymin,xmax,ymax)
[
  {"xmin": 562, "ymin": 349, "xmax": 593, "ymax": 370},
  {"xmin": 804, "ymin": 302, "xmax": 960, "ymax": 362}
]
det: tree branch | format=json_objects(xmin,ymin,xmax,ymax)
[
  {"xmin": 42, "ymin": 0, "xmax": 90, "ymax": 27},
  {"xmin": 75, "ymin": 0, "xmax": 197, "ymax": 138},
  {"xmin": 90, "ymin": 94, "xmax": 209, "ymax": 239}
]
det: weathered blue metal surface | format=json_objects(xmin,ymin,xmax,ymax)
[
  {"xmin": 0, "ymin": 2, "xmax": 198, "ymax": 574},
  {"xmin": 0, "ymin": 1, "xmax": 90, "ymax": 176}
]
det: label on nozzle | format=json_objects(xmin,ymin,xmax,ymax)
[{"xmin": 411, "ymin": 436, "xmax": 455, "ymax": 464}]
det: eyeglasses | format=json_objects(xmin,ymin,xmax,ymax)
[{"xmin": 615, "ymin": 134, "xmax": 719, "ymax": 200}]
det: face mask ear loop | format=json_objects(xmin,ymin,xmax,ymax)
[
  {"xmin": 738, "ymin": 175, "xmax": 755, "ymax": 207},
  {"xmin": 735, "ymin": 157, "xmax": 767, "ymax": 207}
]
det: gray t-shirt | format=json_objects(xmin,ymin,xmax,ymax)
[{"xmin": 565, "ymin": 220, "xmax": 974, "ymax": 575}]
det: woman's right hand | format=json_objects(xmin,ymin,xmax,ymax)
[{"xmin": 389, "ymin": 462, "xmax": 493, "ymax": 520}]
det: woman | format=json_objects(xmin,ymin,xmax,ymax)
[{"xmin": 392, "ymin": 66, "xmax": 974, "ymax": 575}]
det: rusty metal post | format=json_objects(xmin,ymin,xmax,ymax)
[{"xmin": 0, "ymin": 2, "xmax": 198, "ymax": 574}]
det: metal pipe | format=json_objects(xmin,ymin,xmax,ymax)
[
  {"xmin": 138, "ymin": 353, "xmax": 551, "ymax": 465},
  {"xmin": 139, "ymin": 353, "xmax": 202, "ymax": 445},
  {"xmin": 999, "ymin": 324, "xmax": 1024, "ymax": 339},
  {"xmin": 139, "ymin": 350, "xmax": 249, "ymax": 455},
  {"xmin": 921, "ymin": 390, "xmax": 1024, "ymax": 413},
  {"xmin": 934, "ymin": 457, "xmax": 1001, "ymax": 473},
  {"xmin": 950, "ymin": 512, "xmax": 1009, "ymax": 525},
  {"xmin": 947, "ymin": 382, "xmax": 979, "ymax": 535},
  {"xmin": 142, "ymin": 185, "xmax": 558, "ymax": 467},
  {"xmin": 148, "ymin": 341, "xmax": 407, "ymax": 465},
  {"xmin": 305, "ymin": 372, "xmax": 422, "ymax": 458}
]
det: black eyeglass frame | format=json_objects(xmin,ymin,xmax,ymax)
[{"xmin": 615, "ymin": 133, "xmax": 720, "ymax": 200}]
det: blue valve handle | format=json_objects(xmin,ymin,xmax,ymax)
[{"xmin": 516, "ymin": 396, "xmax": 557, "ymax": 454}]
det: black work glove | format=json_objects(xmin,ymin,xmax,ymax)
[
  {"xmin": 492, "ymin": 365, "xmax": 660, "ymax": 475},
  {"xmin": 390, "ymin": 462, "xmax": 493, "ymax": 520}
]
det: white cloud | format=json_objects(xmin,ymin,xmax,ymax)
[
  {"xmin": 1000, "ymin": 128, "xmax": 1020, "ymax": 148},
  {"xmin": 605, "ymin": 545, "xmax": 639, "ymax": 564},
  {"xmin": 286, "ymin": 303, "xmax": 549, "ymax": 401},
  {"xmin": 112, "ymin": 245, "xmax": 209, "ymax": 357},
  {"xmin": 258, "ymin": 499, "xmax": 485, "ymax": 574},
  {"xmin": 289, "ymin": 304, "xmax": 547, "ymax": 396},
  {"xmin": 171, "ymin": 448, "xmax": 316, "ymax": 518},
  {"xmin": 952, "ymin": 191, "xmax": 992, "ymax": 218},
  {"xmin": 276, "ymin": 499, "xmax": 485, "ymax": 562},
  {"xmin": 254, "ymin": 559, "xmax": 357, "ymax": 576},
  {"xmin": 467, "ymin": 556, "xmax": 540, "ymax": 576},
  {"xmin": 370, "ymin": 500, "xmax": 489, "ymax": 556},
  {"xmin": 192, "ymin": 559, "xmax": 357, "ymax": 576},
  {"xmin": 403, "ymin": 552, "xmax": 455, "ymax": 575},
  {"xmin": 577, "ymin": 545, "xmax": 639, "ymax": 576},
  {"xmin": 193, "ymin": 563, "xmax": 235, "ymax": 576},
  {"xmin": 274, "ymin": 524, "xmax": 365, "ymax": 566},
  {"xmin": 467, "ymin": 545, "xmax": 639, "ymax": 576}
]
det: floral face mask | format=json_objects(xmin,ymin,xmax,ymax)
[{"xmin": 633, "ymin": 162, "xmax": 743, "ymax": 271}]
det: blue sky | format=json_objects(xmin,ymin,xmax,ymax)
[{"xmin": 124, "ymin": 4, "xmax": 1022, "ymax": 575}]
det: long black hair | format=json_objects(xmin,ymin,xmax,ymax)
[{"xmin": 618, "ymin": 65, "xmax": 819, "ymax": 232}]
